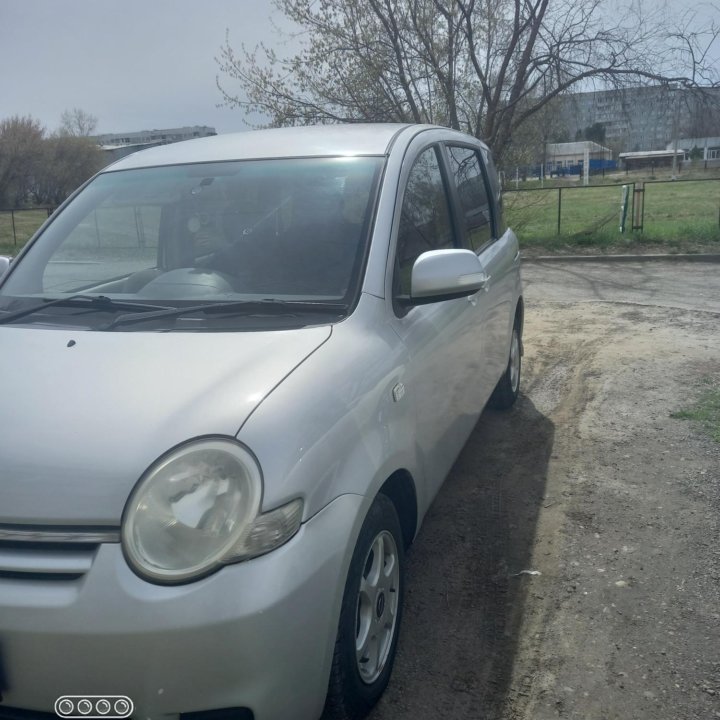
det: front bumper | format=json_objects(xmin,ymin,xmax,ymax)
[{"xmin": 0, "ymin": 494, "xmax": 365, "ymax": 720}]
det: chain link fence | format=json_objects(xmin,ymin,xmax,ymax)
[
  {"xmin": 504, "ymin": 178, "xmax": 720, "ymax": 244},
  {"xmin": 0, "ymin": 207, "xmax": 54, "ymax": 250},
  {"xmin": 3, "ymin": 179, "xmax": 720, "ymax": 253}
]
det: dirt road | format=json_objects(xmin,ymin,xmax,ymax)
[{"xmin": 370, "ymin": 261, "xmax": 720, "ymax": 720}]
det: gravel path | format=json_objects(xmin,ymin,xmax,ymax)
[{"xmin": 370, "ymin": 261, "xmax": 720, "ymax": 720}]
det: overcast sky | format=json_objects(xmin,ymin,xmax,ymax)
[
  {"xmin": 0, "ymin": 0, "xmax": 288, "ymax": 135},
  {"xmin": 1, "ymin": 0, "xmax": 717, "ymax": 138}
]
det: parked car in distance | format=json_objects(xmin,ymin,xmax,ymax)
[{"xmin": 0, "ymin": 123, "xmax": 522, "ymax": 720}]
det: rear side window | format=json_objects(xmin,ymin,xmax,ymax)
[
  {"xmin": 446, "ymin": 145, "xmax": 493, "ymax": 252},
  {"xmin": 394, "ymin": 146, "xmax": 455, "ymax": 296}
]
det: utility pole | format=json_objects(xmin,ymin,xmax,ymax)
[{"xmin": 670, "ymin": 88, "xmax": 682, "ymax": 180}]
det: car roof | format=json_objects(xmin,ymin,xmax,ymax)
[{"xmin": 106, "ymin": 123, "xmax": 419, "ymax": 170}]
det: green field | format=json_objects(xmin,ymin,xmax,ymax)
[
  {"xmin": 505, "ymin": 178, "xmax": 720, "ymax": 251},
  {"xmin": 671, "ymin": 378, "xmax": 720, "ymax": 443},
  {"xmin": 2, "ymin": 179, "xmax": 719, "ymax": 257},
  {"xmin": 0, "ymin": 209, "xmax": 51, "ymax": 256}
]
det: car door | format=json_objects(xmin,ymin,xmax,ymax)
[
  {"xmin": 387, "ymin": 142, "xmax": 483, "ymax": 503},
  {"xmin": 444, "ymin": 142, "xmax": 517, "ymax": 396}
]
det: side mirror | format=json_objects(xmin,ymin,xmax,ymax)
[
  {"xmin": 409, "ymin": 249, "xmax": 488, "ymax": 304},
  {"xmin": 0, "ymin": 256, "xmax": 10, "ymax": 280}
]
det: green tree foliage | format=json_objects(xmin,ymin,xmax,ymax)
[{"xmin": 217, "ymin": 0, "xmax": 720, "ymax": 162}]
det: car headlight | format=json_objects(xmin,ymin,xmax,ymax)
[{"xmin": 122, "ymin": 438, "xmax": 303, "ymax": 584}]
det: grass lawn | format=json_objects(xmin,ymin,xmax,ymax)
[
  {"xmin": 0, "ymin": 209, "xmax": 51, "ymax": 256},
  {"xmin": 671, "ymin": 379, "xmax": 720, "ymax": 443},
  {"xmin": 505, "ymin": 178, "xmax": 720, "ymax": 253},
  {"xmin": 2, "ymin": 179, "xmax": 719, "ymax": 257}
]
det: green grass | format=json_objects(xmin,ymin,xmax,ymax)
[
  {"xmin": 505, "ymin": 178, "xmax": 720, "ymax": 251},
  {"xmin": 1, "ymin": 180, "xmax": 719, "ymax": 257},
  {"xmin": 643, "ymin": 182, "xmax": 720, "ymax": 237},
  {"xmin": 671, "ymin": 379, "xmax": 720, "ymax": 443},
  {"xmin": 0, "ymin": 209, "xmax": 51, "ymax": 255}
]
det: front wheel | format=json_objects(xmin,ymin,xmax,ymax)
[
  {"xmin": 488, "ymin": 319, "xmax": 521, "ymax": 410},
  {"xmin": 323, "ymin": 494, "xmax": 404, "ymax": 720}
]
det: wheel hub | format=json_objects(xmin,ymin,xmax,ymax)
[{"xmin": 376, "ymin": 591, "xmax": 385, "ymax": 618}]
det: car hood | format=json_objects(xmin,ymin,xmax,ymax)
[{"xmin": 0, "ymin": 325, "xmax": 331, "ymax": 525}]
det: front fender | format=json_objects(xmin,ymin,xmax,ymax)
[{"xmin": 237, "ymin": 294, "xmax": 426, "ymax": 524}]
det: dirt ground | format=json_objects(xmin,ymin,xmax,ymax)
[{"xmin": 370, "ymin": 261, "xmax": 720, "ymax": 720}]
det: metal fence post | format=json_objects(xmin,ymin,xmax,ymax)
[
  {"xmin": 630, "ymin": 182, "xmax": 645, "ymax": 232},
  {"xmin": 620, "ymin": 185, "xmax": 629, "ymax": 233},
  {"xmin": 557, "ymin": 187, "xmax": 562, "ymax": 235},
  {"xmin": 640, "ymin": 183, "xmax": 645, "ymax": 231},
  {"xmin": 11, "ymin": 210, "xmax": 17, "ymax": 246}
]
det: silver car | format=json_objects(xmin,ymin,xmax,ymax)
[{"xmin": 0, "ymin": 124, "xmax": 522, "ymax": 720}]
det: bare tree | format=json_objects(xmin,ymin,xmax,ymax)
[
  {"xmin": 59, "ymin": 108, "xmax": 98, "ymax": 137},
  {"xmin": 0, "ymin": 114, "xmax": 104, "ymax": 207},
  {"xmin": 0, "ymin": 116, "xmax": 44, "ymax": 207},
  {"xmin": 34, "ymin": 136, "xmax": 104, "ymax": 205},
  {"xmin": 216, "ymin": 0, "xmax": 720, "ymax": 161}
]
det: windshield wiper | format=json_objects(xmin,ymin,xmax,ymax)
[
  {"xmin": 0, "ymin": 295, "xmax": 174, "ymax": 326},
  {"xmin": 102, "ymin": 299, "xmax": 349, "ymax": 330}
]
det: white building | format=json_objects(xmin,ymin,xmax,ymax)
[
  {"xmin": 545, "ymin": 141, "xmax": 613, "ymax": 170},
  {"xmin": 94, "ymin": 125, "xmax": 216, "ymax": 147},
  {"xmin": 94, "ymin": 126, "xmax": 217, "ymax": 161},
  {"xmin": 556, "ymin": 86, "xmax": 720, "ymax": 152},
  {"xmin": 666, "ymin": 137, "xmax": 720, "ymax": 162}
]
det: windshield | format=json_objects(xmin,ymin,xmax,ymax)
[{"xmin": 0, "ymin": 156, "xmax": 384, "ymax": 330}]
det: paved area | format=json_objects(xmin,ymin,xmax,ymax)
[{"xmin": 522, "ymin": 260, "xmax": 720, "ymax": 314}]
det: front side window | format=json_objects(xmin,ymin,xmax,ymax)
[
  {"xmin": 480, "ymin": 147, "xmax": 504, "ymax": 235},
  {"xmin": 0, "ymin": 157, "xmax": 384, "ymax": 331},
  {"xmin": 446, "ymin": 145, "xmax": 493, "ymax": 252},
  {"xmin": 394, "ymin": 146, "xmax": 455, "ymax": 297}
]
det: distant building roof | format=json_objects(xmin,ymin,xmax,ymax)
[
  {"xmin": 99, "ymin": 142, "xmax": 159, "ymax": 151},
  {"xmin": 546, "ymin": 141, "xmax": 611, "ymax": 154},
  {"xmin": 618, "ymin": 149, "xmax": 683, "ymax": 159},
  {"xmin": 92, "ymin": 125, "xmax": 217, "ymax": 147},
  {"xmin": 666, "ymin": 136, "xmax": 720, "ymax": 150}
]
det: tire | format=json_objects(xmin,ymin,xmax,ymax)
[
  {"xmin": 323, "ymin": 494, "xmax": 405, "ymax": 720},
  {"xmin": 488, "ymin": 318, "xmax": 521, "ymax": 410}
]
